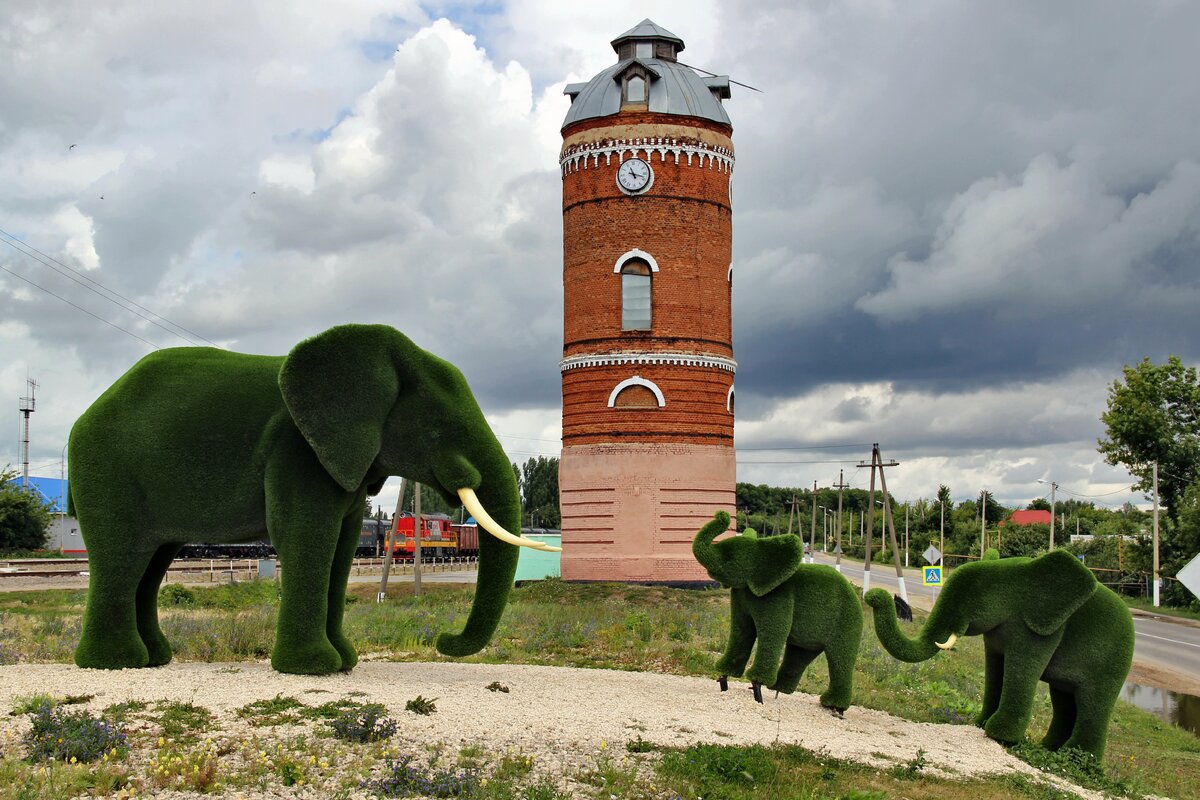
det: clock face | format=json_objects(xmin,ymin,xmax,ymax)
[{"xmin": 617, "ymin": 158, "xmax": 653, "ymax": 194}]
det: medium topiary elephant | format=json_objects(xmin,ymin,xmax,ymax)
[
  {"xmin": 865, "ymin": 550, "xmax": 1134, "ymax": 758},
  {"xmin": 693, "ymin": 511, "xmax": 863, "ymax": 713},
  {"xmin": 69, "ymin": 324, "xmax": 554, "ymax": 675}
]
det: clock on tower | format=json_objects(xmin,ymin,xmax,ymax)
[{"xmin": 558, "ymin": 20, "xmax": 737, "ymax": 583}]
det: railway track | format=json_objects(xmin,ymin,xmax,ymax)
[{"xmin": 0, "ymin": 556, "xmax": 479, "ymax": 581}]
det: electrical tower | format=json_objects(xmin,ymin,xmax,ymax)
[{"xmin": 18, "ymin": 378, "xmax": 38, "ymax": 489}]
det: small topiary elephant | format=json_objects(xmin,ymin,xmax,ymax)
[
  {"xmin": 692, "ymin": 511, "xmax": 863, "ymax": 713},
  {"xmin": 865, "ymin": 549, "xmax": 1134, "ymax": 758}
]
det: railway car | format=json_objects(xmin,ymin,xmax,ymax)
[{"xmin": 387, "ymin": 513, "xmax": 456, "ymax": 558}]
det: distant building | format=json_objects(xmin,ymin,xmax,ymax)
[
  {"xmin": 1000, "ymin": 509, "xmax": 1053, "ymax": 527},
  {"xmin": 3, "ymin": 475, "xmax": 82, "ymax": 554}
]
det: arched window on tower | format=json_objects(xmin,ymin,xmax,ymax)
[{"xmin": 620, "ymin": 259, "xmax": 652, "ymax": 330}]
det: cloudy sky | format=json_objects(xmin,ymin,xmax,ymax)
[{"xmin": 3, "ymin": 0, "xmax": 1198, "ymax": 516}]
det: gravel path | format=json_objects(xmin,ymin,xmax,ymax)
[{"xmin": 0, "ymin": 660, "xmax": 1108, "ymax": 799}]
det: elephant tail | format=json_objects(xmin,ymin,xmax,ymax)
[{"xmin": 865, "ymin": 588, "xmax": 938, "ymax": 663}]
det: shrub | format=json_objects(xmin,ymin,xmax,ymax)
[
  {"xmin": 364, "ymin": 755, "xmax": 481, "ymax": 797},
  {"xmin": 159, "ymin": 583, "xmax": 196, "ymax": 606},
  {"xmin": 329, "ymin": 708, "xmax": 398, "ymax": 743},
  {"xmin": 405, "ymin": 695, "xmax": 437, "ymax": 715},
  {"xmin": 22, "ymin": 702, "xmax": 127, "ymax": 763}
]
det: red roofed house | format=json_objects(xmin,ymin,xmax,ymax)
[{"xmin": 1001, "ymin": 509, "xmax": 1053, "ymax": 527}]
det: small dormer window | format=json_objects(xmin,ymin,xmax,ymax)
[
  {"xmin": 635, "ymin": 42, "xmax": 653, "ymax": 59},
  {"xmin": 626, "ymin": 76, "xmax": 646, "ymax": 103}
]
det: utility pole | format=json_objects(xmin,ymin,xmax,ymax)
[
  {"xmin": 809, "ymin": 483, "xmax": 817, "ymax": 563},
  {"xmin": 413, "ymin": 482, "xmax": 423, "ymax": 596},
  {"xmin": 1049, "ymin": 481, "xmax": 1057, "ymax": 550},
  {"xmin": 939, "ymin": 497, "xmax": 945, "ymax": 573},
  {"xmin": 980, "ymin": 490, "xmax": 987, "ymax": 558},
  {"xmin": 18, "ymin": 378, "xmax": 37, "ymax": 489},
  {"xmin": 834, "ymin": 470, "xmax": 848, "ymax": 572},
  {"xmin": 378, "ymin": 477, "xmax": 406, "ymax": 602},
  {"xmin": 786, "ymin": 493, "xmax": 796, "ymax": 535},
  {"xmin": 1153, "ymin": 461, "xmax": 1160, "ymax": 607},
  {"xmin": 904, "ymin": 504, "xmax": 909, "ymax": 567},
  {"xmin": 858, "ymin": 444, "xmax": 902, "ymax": 600}
]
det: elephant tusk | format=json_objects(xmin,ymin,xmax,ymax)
[
  {"xmin": 457, "ymin": 488, "xmax": 562, "ymax": 552},
  {"xmin": 935, "ymin": 633, "xmax": 958, "ymax": 651}
]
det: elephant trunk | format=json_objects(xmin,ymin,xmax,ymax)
[
  {"xmin": 864, "ymin": 588, "xmax": 940, "ymax": 662},
  {"xmin": 434, "ymin": 449, "xmax": 522, "ymax": 658},
  {"xmin": 692, "ymin": 511, "xmax": 731, "ymax": 575}
]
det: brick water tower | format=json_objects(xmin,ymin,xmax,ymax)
[{"xmin": 558, "ymin": 20, "xmax": 736, "ymax": 582}]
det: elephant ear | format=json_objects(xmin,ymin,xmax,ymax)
[
  {"xmin": 279, "ymin": 325, "xmax": 403, "ymax": 491},
  {"xmin": 747, "ymin": 535, "xmax": 803, "ymax": 596},
  {"xmin": 1022, "ymin": 550, "xmax": 1098, "ymax": 636}
]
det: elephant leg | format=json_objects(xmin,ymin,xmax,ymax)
[
  {"xmin": 745, "ymin": 621, "xmax": 788, "ymax": 689},
  {"xmin": 976, "ymin": 650, "xmax": 1005, "ymax": 728},
  {"xmin": 269, "ymin": 508, "xmax": 344, "ymax": 675},
  {"xmin": 135, "ymin": 543, "xmax": 182, "ymax": 666},
  {"xmin": 983, "ymin": 650, "xmax": 1045, "ymax": 744},
  {"xmin": 1061, "ymin": 678, "xmax": 1122, "ymax": 758},
  {"xmin": 821, "ymin": 640, "xmax": 858, "ymax": 713},
  {"xmin": 715, "ymin": 599, "xmax": 756, "ymax": 679},
  {"xmin": 1041, "ymin": 685, "xmax": 1077, "ymax": 752},
  {"xmin": 324, "ymin": 515, "xmax": 362, "ymax": 671},
  {"xmin": 76, "ymin": 534, "xmax": 157, "ymax": 669},
  {"xmin": 769, "ymin": 645, "xmax": 819, "ymax": 694}
]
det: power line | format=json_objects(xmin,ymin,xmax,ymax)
[
  {"xmin": 736, "ymin": 442, "xmax": 873, "ymax": 451},
  {"xmin": 0, "ymin": 263, "xmax": 159, "ymax": 350},
  {"xmin": 0, "ymin": 228, "xmax": 218, "ymax": 347}
]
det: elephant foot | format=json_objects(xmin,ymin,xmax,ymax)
[
  {"xmin": 751, "ymin": 682, "xmax": 763, "ymax": 704},
  {"xmin": 75, "ymin": 632, "xmax": 150, "ymax": 670},
  {"xmin": 826, "ymin": 706, "xmax": 845, "ymax": 719},
  {"xmin": 329, "ymin": 634, "xmax": 358, "ymax": 672},
  {"xmin": 141, "ymin": 630, "xmax": 174, "ymax": 667},
  {"xmin": 271, "ymin": 640, "xmax": 342, "ymax": 675},
  {"xmin": 718, "ymin": 676, "xmax": 728, "ymax": 692},
  {"xmin": 983, "ymin": 716, "xmax": 1026, "ymax": 746}
]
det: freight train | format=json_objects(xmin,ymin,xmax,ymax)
[{"xmin": 82, "ymin": 516, "xmax": 551, "ymax": 560}]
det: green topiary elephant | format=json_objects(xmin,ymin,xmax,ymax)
[
  {"xmin": 692, "ymin": 511, "xmax": 863, "ymax": 713},
  {"xmin": 69, "ymin": 324, "xmax": 553, "ymax": 675},
  {"xmin": 865, "ymin": 550, "xmax": 1134, "ymax": 758}
]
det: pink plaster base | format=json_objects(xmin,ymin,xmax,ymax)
[{"xmin": 558, "ymin": 442, "xmax": 736, "ymax": 582}]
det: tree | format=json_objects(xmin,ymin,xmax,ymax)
[
  {"xmin": 518, "ymin": 457, "xmax": 560, "ymax": 528},
  {"xmin": 1099, "ymin": 355, "xmax": 1200, "ymax": 521},
  {"xmin": 0, "ymin": 468, "xmax": 52, "ymax": 551}
]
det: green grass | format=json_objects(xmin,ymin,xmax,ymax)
[
  {"xmin": 1124, "ymin": 596, "xmax": 1200, "ymax": 622},
  {"xmin": 1, "ymin": 579, "xmax": 1198, "ymax": 797}
]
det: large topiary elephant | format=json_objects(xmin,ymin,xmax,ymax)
[
  {"xmin": 69, "ymin": 324, "xmax": 554, "ymax": 675},
  {"xmin": 693, "ymin": 511, "xmax": 862, "ymax": 713},
  {"xmin": 865, "ymin": 550, "xmax": 1134, "ymax": 758}
]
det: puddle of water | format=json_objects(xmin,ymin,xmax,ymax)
[{"xmin": 1122, "ymin": 681, "xmax": 1200, "ymax": 737}]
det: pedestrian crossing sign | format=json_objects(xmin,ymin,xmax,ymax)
[{"xmin": 923, "ymin": 566, "xmax": 942, "ymax": 586}]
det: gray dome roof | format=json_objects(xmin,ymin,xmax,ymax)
[{"xmin": 562, "ymin": 21, "xmax": 732, "ymax": 131}]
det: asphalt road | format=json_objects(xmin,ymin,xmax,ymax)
[{"xmin": 809, "ymin": 551, "xmax": 1200, "ymax": 686}]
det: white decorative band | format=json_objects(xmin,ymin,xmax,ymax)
[
  {"xmin": 561, "ymin": 352, "xmax": 737, "ymax": 373},
  {"xmin": 560, "ymin": 138, "xmax": 735, "ymax": 176}
]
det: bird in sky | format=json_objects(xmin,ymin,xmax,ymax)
[{"xmin": 68, "ymin": 144, "xmax": 76, "ymax": 150}]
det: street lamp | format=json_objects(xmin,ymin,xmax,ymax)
[{"xmin": 1037, "ymin": 478, "xmax": 1058, "ymax": 550}]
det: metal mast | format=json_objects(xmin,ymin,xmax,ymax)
[{"xmin": 19, "ymin": 378, "xmax": 38, "ymax": 489}]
